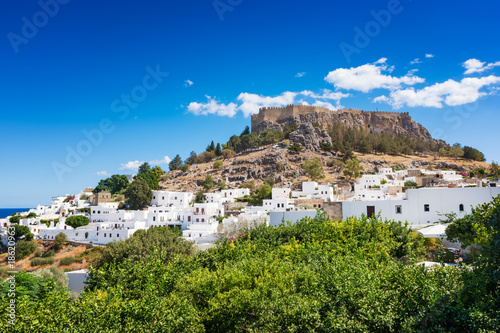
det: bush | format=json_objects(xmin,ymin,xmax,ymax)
[
  {"xmin": 65, "ymin": 215, "xmax": 90, "ymax": 229},
  {"xmin": 302, "ymin": 157, "xmax": 325, "ymax": 181},
  {"xmin": 180, "ymin": 164, "xmax": 190, "ymax": 172},
  {"xmin": 213, "ymin": 160, "xmax": 223, "ymax": 169},
  {"xmin": 31, "ymin": 257, "xmax": 55, "ymax": 267},
  {"xmin": 43, "ymin": 249, "xmax": 55, "ymax": 257},
  {"xmin": 287, "ymin": 142, "xmax": 303, "ymax": 153},
  {"xmin": 54, "ymin": 233, "xmax": 67, "ymax": 251},
  {"xmin": 33, "ymin": 249, "xmax": 42, "ymax": 257},
  {"xmin": 33, "ymin": 266, "xmax": 68, "ymax": 288},
  {"xmin": 15, "ymin": 240, "xmax": 38, "ymax": 260},
  {"xmin": 60, "ymin": 256, "xmax": 76, "ymax": 266}
]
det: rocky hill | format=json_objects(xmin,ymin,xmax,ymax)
[
  {"xmin": 252, "ymin": 105, "xmax": 433, "ymax": 142},
  {"xmin": 160, "ymin": 144, "xmax": 489, "ymax": 193}
]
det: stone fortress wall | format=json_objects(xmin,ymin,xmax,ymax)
[{"xmin": 250, "ymin": 104, "xmax": 409, "ymax": 132}]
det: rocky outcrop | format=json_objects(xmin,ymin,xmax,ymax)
[
  {"xmin": 252, "ymin": 108, "xmax": 434, "ymax": 142},
  {"xmin": 288, "ymin": 123, "xmax": 333, "ymax": 151}
]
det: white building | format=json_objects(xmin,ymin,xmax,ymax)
[
  {"xmin": 151, "ymin": 191, "xmax": 193, "ymax": 208},
  {"xmin": 338, "ymin": 187, "xmax": 500, "ymax": 229}
]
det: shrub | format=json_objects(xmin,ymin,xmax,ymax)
[
  {"xmin": 33, "ymin": 249, "xmax": 42, "ymax": 257},
  {"xmin": 60, "ymin": 256, "xmax": 76, "ymax": 266},
  {"xmin": 65, "ymin": 215, "xmax": 90, "ymax": 229},
  {"xmin": 213, "ymin": 160, "xmax": 223, "ymax": 169},
  {"xmin": 287, "ymin": 142, "xmax": 303, "ymax": 153},
  {"xmin": 31, "ymin": 257, "xmax": 55, "ymax": 266},
  {"xmin": 15, "ymin": 240, "xmax": 37, "ymax": 260},
  {"xmin": 181, "ymin": 164, "xmax": 191, "ymax": 172},
  {"xmin": 302, "ymin": 157, "xmax": 325, "ymax": 181},
  {"xmin": 54, "ymin": 233, "xmax": 67, "ymax": 251},
  {"xmin": 32, "ymin": 266, "xmax": 69, "ymax": 288},
  {"xmin": 43, "ymin": 249, "xmax": 55, "ymax": 257}
]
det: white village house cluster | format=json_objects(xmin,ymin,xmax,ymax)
[{"xmin": 2, "ymin": 168, "xmax": 499, "ymax": 247}]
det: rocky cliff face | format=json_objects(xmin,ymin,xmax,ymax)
[
  {"xmin": 253, "ymin": 110, "xmax": 433, "ymax": 142},
  {"xmin": 288, "ymin": 123, "xmax": 333, "ymax": 152}
]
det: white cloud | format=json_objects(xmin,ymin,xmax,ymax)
[
  {"xmin": 187, "ymin": 95, "xmax": 238, "ymax": 117},
  {"xmin": 119, "ymin": 160, "xmax": 144, "ymax": 171},
  {"xmin": 96, "ymin": 171, "xmax": 110, "ymax": 177},
  {"xmin": 237, "ymin": 91, "xmax": 298, "ymax": 117},
  {"xmin": 185, "ymin": 79, "xmax": 193, "ymax": 87},
  {"xmin": 324, "ymin": 58, "xmax": 424, "ymax": 92},
  {"xmin": 150, "ymin": 156, "xmax": 171, "ymax": 165},
  {"xmin": 425, "ymin": 54, "xmax": 434, "ymax": 58},
  {"xmin": 463, "ymin": 58, "xmax": 500, "ymax": 75},
  {"xmin": 186, "ymin": 88, "xmax": 352, "ymax": 118},
  {"xmin": 295, "ymin": 72, "xmax": 306, "ymax": 78},
  {"xmin": 410, "ymin": 58, "xmax": 422, "ymax": 65},
  {"xmin": 374, "ymin": 75, "xmax": 500, "ymax": 109}
]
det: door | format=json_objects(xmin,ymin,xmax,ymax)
[{"xmin": 367, "ymin": 206, "xmax": 375, "ymax": 218}]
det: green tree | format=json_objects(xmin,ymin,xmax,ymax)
[
  {"xmin": 169, "ymin": 154, "xmax": 183, "ymax": 171},
  {"xmin": 302, "ymin": 157, "xmax": 325, "ymax": 181},
  {"xmin": 65, "ymin": 215, "xmax": 90, "ymax": 229},
  {"xmin": 213, "ymin": 160, "xmax": 223, "ymax": 169},
  {"xmin": 202, "ymin": 175, "xmax": 214, "ymax": 191},
  {"xmin": 343, "ymin": 157, "xmax": 364, "ymax": 181},
  {"xmin": 217, "ymin": 181, "xmax": 226, "ymax": 190},
  {"xmin": 181, "ymin": 164, "xmax": 191, "ymax": 172},
  {"xmin": 257, "ymin": 184, "xmax": 272, "ymax": 200},
  {"xmin": 125, "ymin": 178, "xmax": 153, "ymax": 210},
  {"xmin": 135, "ymin": 172, "xmax": 160, "ymax": 190},
  {"xmin": 463, "ymin": 146, "xmax": 486, "ymax": 161},
  {"xmin": 14, "ymin": 240, "xmax": 37, "ymax": 260},
  {"xmin": 138, "ymin": 162, "xmax": 151, "ymax": 175},
  {"xmin": 488, "ymin": 161, "xmax": 500, "ymax": 179},
  {"xmin": 215, "ymin": 143, "xmax": 222, "ymax": 156},
  {"xmin": 194, "ymin": 191, "xmax": 205, "ymax": 203},
  {"xmin": 14, "ymin": 225, "xmax": 30, "ymax": 240},
  {"xmin": 94, "ymin": 174, "xmax": 130, "ymax": 194},
  {"xmin": 449, "ymin": 144, "xmax": 464, "ymax": 160},
  {"xmin": 264, "ymin": 176, "xmax": 275, "ymax": 187},
  {"xmin": 54, "ymin": 232, "xmax": 67, "ymax": 252},
  {"xmin": 185, "ymin": 151, "xmax": 198, "ymax": 165},
  {"xmin": 9, "ymin": 215, "xmax": 21, "ymax": 224}
]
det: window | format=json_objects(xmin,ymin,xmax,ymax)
[
  {"xmin": 153, "ymin": 196, "xmax": 155, "ymax": 199},
  {"xmin": 459, "ymin": 204, "xmax": 464, "ymax": 212},
  {"xmin": 395, "ymin": 205, "xmax": 402, "ymax": 214},
  {"xmin": 424, "ymin": 204, "xmax": 430, "ymax": 212},
  {"xmin": 153, "ymin": 216, "xmax": 155, "ymax": 221}
]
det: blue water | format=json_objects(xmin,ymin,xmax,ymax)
[{"xmin": 0, "ymin": 208, "xmax": 31, "ymax": 219}]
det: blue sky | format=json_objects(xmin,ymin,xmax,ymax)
[{"xmin": 1, "ymin": 0, "xmax": 499, "ymax": 207}]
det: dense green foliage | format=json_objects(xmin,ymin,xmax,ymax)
[
  {"xmin": 2, "ymin": 206, "xmax": 500, "ymax": 331},
  {"xmin": 64, "ymin": 216, "xmax": 90, "ymax": 229},
  {"xmin": 125, "ymin": 178, "xmax": 153, "ymax": 210},
  {"xmin": 343, "ymin": 157, "xmax": 364, "ymax": 181},
  {"xmin": 14, "ymin": 240, "xmax": 37, "ymax": 260},
  {"xmin": 12, "ymin": 225, "xmax": 30, "ymax": 240},
  {"xmin": 302, "ymin": 157, "xmax": 325, "ymax": 181},
  {"xmin": 30, "ymin": 257, "xmax": 55, "ymax": 266},
  {"xmin": 54, "ymin": 232, "xmax": 67, "ymax": 252},
  {"xmin": 93, "ymin": 174, "xmax": 130, "ymax": 194}
]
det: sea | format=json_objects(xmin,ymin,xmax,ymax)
[{"xmin": 0, "ymin": 208, "xmax": 32, "ymax": 219}]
